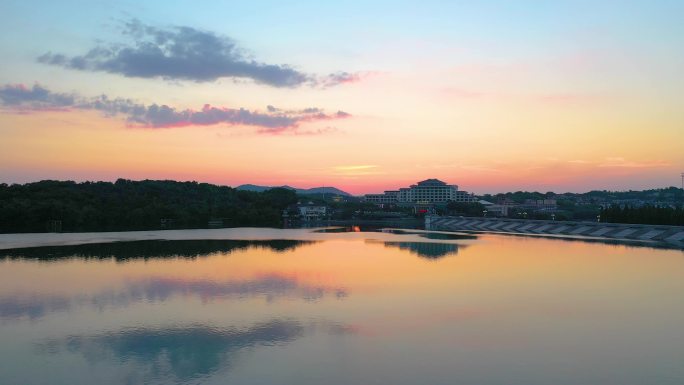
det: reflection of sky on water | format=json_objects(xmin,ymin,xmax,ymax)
[
  {"xmin": 0, "ymin": 274, "xmax": 347, "ymax": 321},
  {"xmin": 38, "ymin": 319, "xmax": 355, "ymax": 383},
  {"xmin": 2, "ymin": 229, "xmax": 684, "ymax": 385},
  {"xmin": 0, "ymin": 295, "xmax": 71, "ymax": 320}
]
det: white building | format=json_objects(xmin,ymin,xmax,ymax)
[
  {"xmin": 364, "ymin": 179, "xmax": 477, "ymax": 204},
  {"xmin": 297, "ymin": 203, "xmax": 327, "ymax": 221}
]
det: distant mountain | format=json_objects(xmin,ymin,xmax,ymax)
[
  {"xmin": 302, "ymin": 187, "xmax": 352, "ymax": 196},
  {"xmin": 236, "ymin": 184, "xmax": 291, "ymax": 193},
  {"xmin": 236, "ymin": 184, "xmax": 352, "ymax": 196}
]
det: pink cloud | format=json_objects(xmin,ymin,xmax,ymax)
[{"xmin": 0, "ymin": 83, "xmax": 351, "ymax": 134}]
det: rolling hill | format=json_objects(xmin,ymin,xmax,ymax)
[{"xmin": 236, "ymin": 184, "xmax": 352, "ymax": 196}]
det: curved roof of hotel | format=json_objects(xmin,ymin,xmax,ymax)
[{"xmin": 415, "ymin": 179, "xmax": 447, "ymax": 186}]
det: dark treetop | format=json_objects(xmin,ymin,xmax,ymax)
[{"xmin": 0, "ymin": 179, "xmax": 298, "ymax": 233}]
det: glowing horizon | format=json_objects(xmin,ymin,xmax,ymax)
[{"xmin": 1, "ymin": 1, "xmax": 683, "ymax": 195}]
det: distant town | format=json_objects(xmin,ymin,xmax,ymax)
[
  {"xmin": 273, "ymin": 178, "xmax": 684, "ymax": 226},
  {"xmin": 1, "ymin": 178, "xmax": 683, "ymax": 233}
]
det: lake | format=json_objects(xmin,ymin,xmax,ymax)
[{"xmin": 1, "ymin": 227, "xmax": 683, "ymax": 385}]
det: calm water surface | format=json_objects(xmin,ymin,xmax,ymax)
[{"xmin": 1, "ymin": 228, "xmax": 683, "ymax": 385}]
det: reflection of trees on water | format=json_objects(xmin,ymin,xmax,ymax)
[
  {"xmin": 1, "ymin": 274, "xmax": 348, "ymax": 321},
  {"xmin": 417, "ymin": 232, "xmax": 476, "ymax": 240},
  {"xmin": 38, "ymin": 319, "xmax": 357, "ymax": 382},
  {"xmin": 316, "ymin": 227, "xmax": 478, "ymax": 241},
  {"xmin": 383, "ymin": 242, "xmax": 460, "ymax": 259},
  {"xmin": 0, "ymin": 239, "xmax": 314, "ymax": 262}
]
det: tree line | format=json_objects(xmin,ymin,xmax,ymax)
[
  {"xmin": 481, "ymin": 187, "xmax": 683, "ymax": 203},
  {"xmin": 0, "ymin": 179, "xmax": 298, "ymax": 233},
  {"xmin": 600, "ymin": 204, "xmax": 684, "ymax": 226}
]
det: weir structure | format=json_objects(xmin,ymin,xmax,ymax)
[{"xmin": 425, "ymin": 216, "xmax": 684, "ymax": 248}]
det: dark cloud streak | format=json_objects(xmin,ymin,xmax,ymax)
[
  {"xmin": 37, "ymin": 19, "xmax": 359, "ymax": 88},
  {"xmin": 0, "ymin": 84, "xmax": 75, "ymax": 108}
]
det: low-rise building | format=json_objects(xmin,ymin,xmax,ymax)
[
  {"xmin": 285, "ymin": 202, "xmax": 328, "ymax": 221},
  {"xmin": 299, "ymin": 204, "xmax": 327, "ymax": 221},
  {"xmin": 364, "ymin": 191, "xmax": 400, "ymax": 204},
  {"xmin": 523, "ymin": 199, "xmax": 558, "ymax": 212}
]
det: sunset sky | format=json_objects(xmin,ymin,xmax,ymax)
[{"xmin": 1, "ymin": 0, "xmax": 682, "ymax": 194}]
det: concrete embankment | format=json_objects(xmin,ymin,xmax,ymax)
[{"xmin": 426, "ymin": 216, "xmax": 684, "ymax": 248}]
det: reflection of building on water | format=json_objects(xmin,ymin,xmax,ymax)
[{"xmin": 384, "ymin": 242, "xmax": 459, "ymax": 259}]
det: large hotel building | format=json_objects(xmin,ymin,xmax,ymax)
[{"xmin": 363, "ymin": 178, "xmax": 477, "ymax": 205}]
